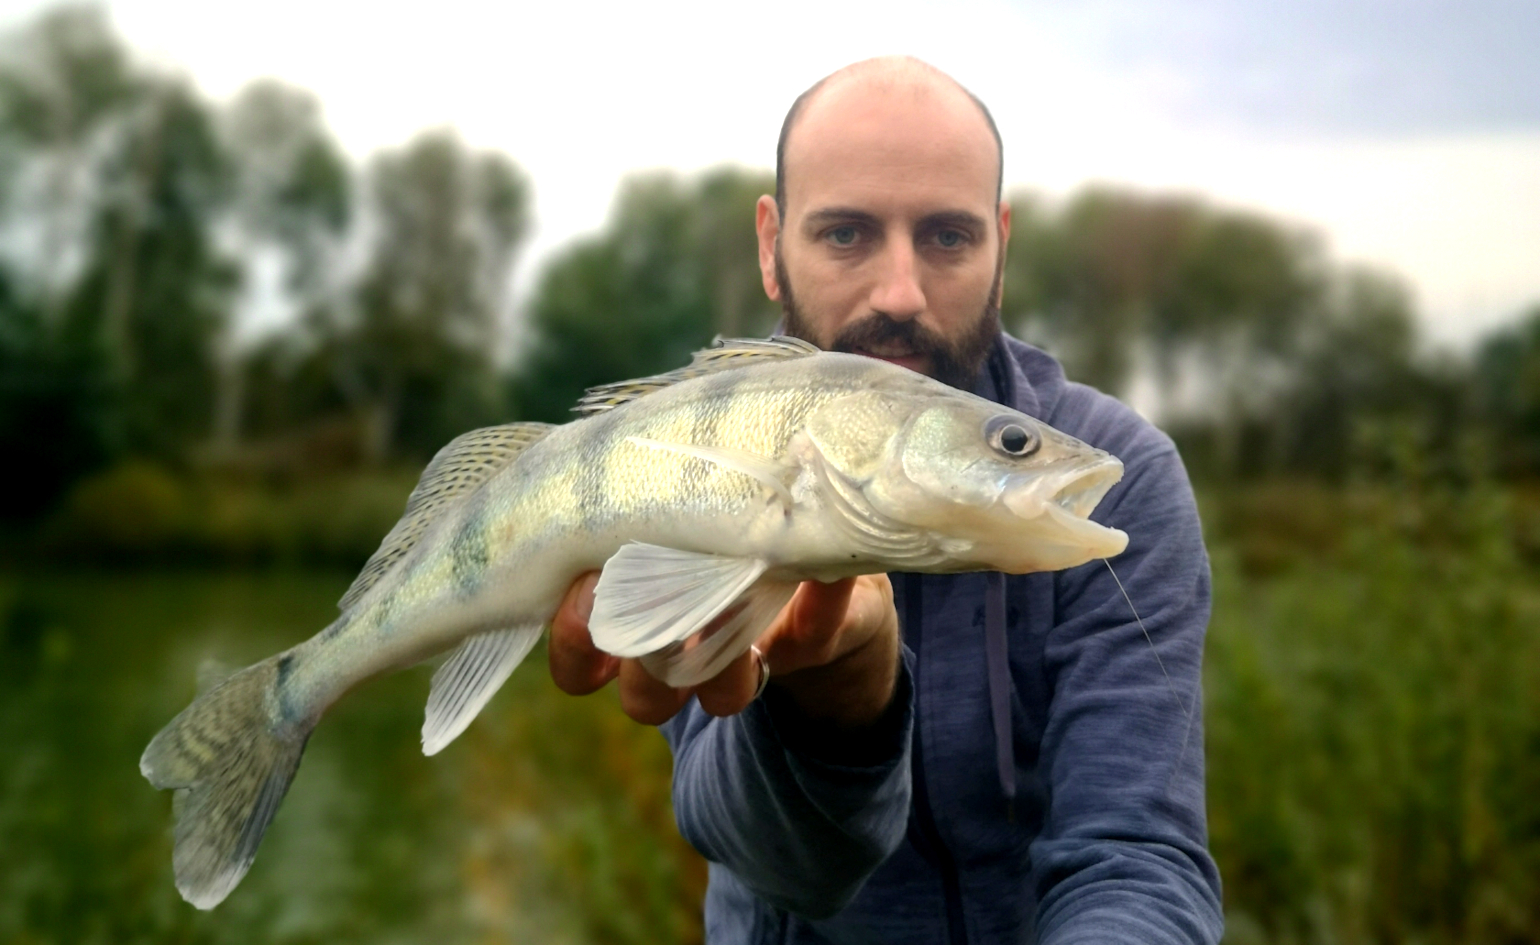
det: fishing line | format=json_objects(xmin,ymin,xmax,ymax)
[{"xmin": 1101, "ymin": 558, "xmax": 1197, "ymax": 793}]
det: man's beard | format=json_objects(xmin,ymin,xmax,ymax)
[{"xmin": 775, "ymin": 247, "xmax": 1003, "ymax": 392}]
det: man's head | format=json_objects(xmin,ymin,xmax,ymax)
[{"xmin": 758, "ymin": 56, "xmax": 1010, "ymax": 391}]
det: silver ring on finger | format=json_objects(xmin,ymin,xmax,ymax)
[{"xmin": 751, "ymin": 644, "xmax": 771, "ymax": 700}]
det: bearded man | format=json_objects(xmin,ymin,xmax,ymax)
[{"xmin": 549, "ymin": 56, "xmax": 1223, "ymax": 944}]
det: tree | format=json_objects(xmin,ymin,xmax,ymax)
[
  {"xmin": 0, "ymin": 6, "xmax": 233, "ymax": 472},
  {"xmin": 1001, "ymin": 187, "xmax": 1322, "ymax": 408},
  {"xmin": 0, "ymin": 4, "xmax": 141, "ymax": 303},
  {"xmin": 61, "ymin": 78, "xmax": 235, "ymax": 458},
  {"xmin": 515, "ymin": 167, "xmax": 778, "ymax": 422},
  {"xmin": 213, "ymin": 79, "xmax": 350, "ymax": 455},
  {"xmin": 1239, "ymin": 267, "xmax": 1443, "ymax": 480},
  {"xmin": 323, "ymin": 129, "xmax": 530, "ymax": 462},
  {"xmin": 1475, "ymin": 303, "xmax": 1540, "ymax": 476}
]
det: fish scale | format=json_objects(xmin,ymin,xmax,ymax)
[{"xmin": 139, "ymin": 336, "xmax": 1130, "ymax": 910}]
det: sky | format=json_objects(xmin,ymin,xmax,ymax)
[{"xmin": 2, "ymin": 0, "xmax": 1537, "ymax": 348}]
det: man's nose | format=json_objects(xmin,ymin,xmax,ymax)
[{"xmin": 868, "ymin": 240, "xmax": 926, "ymax": 321}]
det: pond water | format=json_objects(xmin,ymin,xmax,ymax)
[{"xmin": 0, "ymin": 570, "xmax": 704, "ymax": 945}]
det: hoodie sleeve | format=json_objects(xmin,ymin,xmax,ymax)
[
  {"xmin": 660, "ymin": 653, "xmax": 916, "ymax": 919},
  {"xmin": 1030, "ymin": 390, "xmax": 1225, "ymax": 945}
]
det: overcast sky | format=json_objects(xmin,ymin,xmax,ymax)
[{"xmin": 3, "ymin": 0, "xmax": 1536, "ymax": 348}]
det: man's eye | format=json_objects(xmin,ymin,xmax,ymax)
[
  {"xmin": 828, "ymin": 226, "xmax": 858, "ymax": 246},
  {"xmin": 936, "ymin": 229, "xmax": 965, "ymax": 248}
]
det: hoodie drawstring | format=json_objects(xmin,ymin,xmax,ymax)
[{"xmin": 984, "ymin": 570, "xmax": 1015, "ymax": 820}]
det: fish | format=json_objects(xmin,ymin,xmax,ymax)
[{"xmin": 139, "ymin": 336, "xmax": 1129, "ymax": 909}]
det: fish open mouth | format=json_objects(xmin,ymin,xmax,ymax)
[
  {"xmin": 1004, "ymin": 458, "xmax": 1129, "ymax": 556},
  {"xmin": 1049, "ymin": 460, "xmax": 1124, "ymax": 518}
]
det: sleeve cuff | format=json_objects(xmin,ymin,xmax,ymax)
[{"xmin": 761, "ymin": 650, "xmax": 915, "ymax": 768}]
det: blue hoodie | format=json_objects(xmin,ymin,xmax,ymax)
[{"xmin": 662, "ymin": 334, "xmax": 1224, "ymax": 944}]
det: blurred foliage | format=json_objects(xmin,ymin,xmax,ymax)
[
  {"xmin": 1004, "ymin": 188, "xmax": 1323, "ymax": 397},
  {"xmin": 1475, "ymin": 303, "xmax": 1540, "ymax": 476},
  {"xmin": 1204, "ymin": 481, "xmax": 1540, "ymax": 945},
  {"xmin": 0, "ymin": 571, "xmax": 705, "ymax": 944},
  {"xmin": 514, "ymin": 167, "xmax": 779, "ymax": 422},
  {"xmin": 38, "ymin": 461, "xmax": 418, "ymax": 568}
]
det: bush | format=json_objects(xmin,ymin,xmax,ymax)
[
  {"xmin": 1206, "ymin": 484, "xmax": 1540, "ymax": 944},
  {"xmin": 38, "ymin": 463, "xmax": 418, "ymax": 568}
]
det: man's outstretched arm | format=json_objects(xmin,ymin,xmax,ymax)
[{"xmin": 549, "ymin": 575, "xmax": 915, "ymax": 918}]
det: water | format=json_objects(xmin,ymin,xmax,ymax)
[{"xmin": 0, "ymin": 570, "xmax": 705, "ymax": 945}]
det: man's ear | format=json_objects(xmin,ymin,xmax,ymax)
[
  {"xmin": 995, "ymin": 200, "xmax": 1012, "ymax": 304},
  {"xmin": 755, "ymin": 195, "xmax": 782, "ymax": 302}
]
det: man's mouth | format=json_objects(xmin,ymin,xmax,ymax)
[{"xmin": 855, "ymin": 346, "xmax": 929, "ymax": 372}]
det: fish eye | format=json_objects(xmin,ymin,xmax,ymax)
[{"xmin": 984, "ymin": 416, "xmax": 1040, "ymax": 458}]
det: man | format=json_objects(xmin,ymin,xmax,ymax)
[{"xmin": 548, "ymin": 56, "xmax": 1223, "ymax": 944}]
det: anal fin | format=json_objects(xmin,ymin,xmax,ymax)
[{"xmin": 422, "ymin": 625, "xmax": 542, "ymax": 755}]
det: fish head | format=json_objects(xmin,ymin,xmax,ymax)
[{"xmin": 808, "ymin": 387, "xmax": 1129, "ymax": 573}]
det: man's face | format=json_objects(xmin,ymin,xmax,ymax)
[{"xmin": 757, "ymin": 76, "xmax": 1010, "ymax": 391}]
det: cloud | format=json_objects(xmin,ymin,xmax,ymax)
[{"xmin": 1023, "ymin": 0, "xmax": 1540, "ymax": 135}]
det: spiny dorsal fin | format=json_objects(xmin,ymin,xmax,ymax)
[
  {"xmin": 573, "ymin": 335, "xmax": 821, "ymax": 416},
  {"xmin": 338, "ymin": 421, "xmax": 556, "ymax": 612}
]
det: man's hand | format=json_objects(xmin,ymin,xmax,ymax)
[{"xmin": 548, "ymin": 573, "xmax": 900, "ymax": 728}]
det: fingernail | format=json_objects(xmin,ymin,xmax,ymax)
[{"xmin": 575, "ymin": 572, "xmax": 599, "ymax": 623}]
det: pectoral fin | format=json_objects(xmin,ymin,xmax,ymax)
[
  {"xmin": 639, "ymin": 579, "xmax": 798, "ymax": 688},
  {"xmin": 589, "ymin": 543, "xmax": 768, "ymax": 658}
]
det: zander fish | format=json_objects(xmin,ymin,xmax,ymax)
[{"xmin": 140, "ymin": 336, "xmax": 1129, "ymax": 909}]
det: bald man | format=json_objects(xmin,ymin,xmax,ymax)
[{"xmin": 549, "ymin": 57, "xmax": 1223, "ymax": 944}]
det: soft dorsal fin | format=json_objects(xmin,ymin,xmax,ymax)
[
  {"xmin": 573, "ymin": 335, "xmax": 820, "ymax": 416},
  {"xmin": 338, "ymin": 421, "xmax": 556, "ymax": 611}
]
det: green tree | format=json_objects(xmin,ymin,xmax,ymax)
[
  {"xmin": 321, "ymin": 129, "xmax": 530, "ymax": 462},
  {"xmin": 60, "ymin": 78, "xmax": 235, "ymax": 459},
  {"xmin": 1475, "ymin": 302, "xmax": 1540, "ymax": 476},
  {"xmin": 515, "ymin": 167, "xmax": 778, "ymax": 422},
  {"xmin": 0, "ymin": 4, "xmax": 141, "ymax": 303},
  {"xmin": 1002, "ymin": 187, "xmax": 1322, "ymax": 403},
  {"xmin": 213, "ymin": 79, "xmax": 350, "ymax": 455},
  {"xmin": 0, "ymin": 6, "xmax": 233, "ymax": 483}
]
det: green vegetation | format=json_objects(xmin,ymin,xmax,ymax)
[
  {"xmin": 1204, "ymin": 483, "xmax": 1540, "ymax": 944},
  {"xmin": 2, "ymin": 5, "xmax": 1539, "ymax": 944},
  {"xmin": 4, "ymin": 484, "xmax": 1537, "ymax": 944},
  {"xmin": 0, "ymin": 571, "xmax": 704, "ymax": 944}
]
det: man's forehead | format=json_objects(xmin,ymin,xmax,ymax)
[{"xmin": 782, "ymin": 70, "xmax": 1000, "ymax": 216}]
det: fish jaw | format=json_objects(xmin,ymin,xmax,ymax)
[{"xmin": 995, "ymin": 457, "xmax": 1129, "ymax": 569}]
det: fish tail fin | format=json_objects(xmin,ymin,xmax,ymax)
[{"xmin": 139, "ymin": 654, "xmax": 312, "ymax": 910}]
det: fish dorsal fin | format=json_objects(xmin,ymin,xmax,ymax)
[
  {"xmin": 338, "ymin": 421, "xmax": 556, "ymax": 612},
  {"xmin": 573, "ymin": 335, "xmax": 821, "ymax": 416}
]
